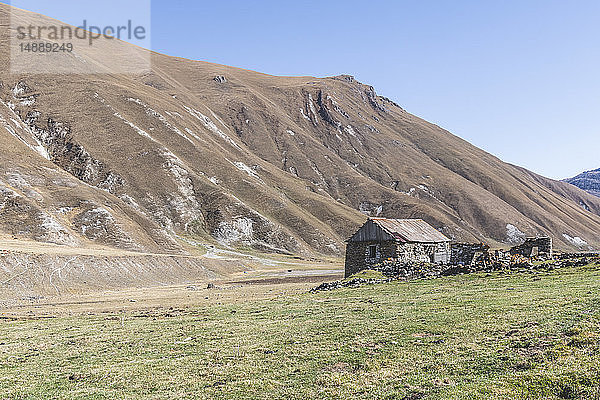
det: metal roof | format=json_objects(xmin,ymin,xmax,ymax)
[{"xmin": 370, "ymin": 218, "xmax": 450, "ymax": 243}]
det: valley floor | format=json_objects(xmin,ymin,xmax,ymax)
[
  {"xmin": 1, "ymin": 264, "xmax": 599, "ymax": 399},
  {"xmin": 0, "ymin": 239, "xmax": 342, "ymax": 307}
]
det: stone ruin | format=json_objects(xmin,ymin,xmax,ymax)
[
  {"xmin": 450, "ymin": 243, "xmax": 491, "ymax": 266},
  {"xmin": 509, "ymin": 237, "xmax": 553, "ymax": 258},
  {"xmin": 344, "ymin": 235, "xmax": 558, "ymax": 283},
  {"xmin": 450, "ymin": 237, "xmax": 553, "ymax": 267},
  {"xmin": 312, "ymin": 252, "xmax": 600, "ymax": 292},
  {"xmin": 319, "ymin": 234, "xmax": 600, "ymax": 292}
]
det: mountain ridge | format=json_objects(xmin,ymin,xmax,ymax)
[{"xmin": 1, "ymin": 3, "xmax": 600, "ymax": 255}]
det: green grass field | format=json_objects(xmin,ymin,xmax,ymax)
[{"xmin": 1, "ymin": 265, "xmax": 599, "ymax": 399}]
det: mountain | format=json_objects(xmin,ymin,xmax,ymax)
[
  {"xmin": 1, "ymin": 3, "xmax": 600, "ymax": 256},
  {"xmin": 565, "ymin": 169, "xmax": 600, "ymax": 198}
]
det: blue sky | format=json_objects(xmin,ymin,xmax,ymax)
[{"xmin": 4, "ymin": 0, "xmax": 599, "ymax": 179}]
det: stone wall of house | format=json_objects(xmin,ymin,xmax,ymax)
[
  {"xmin": 451, "ymin": 243, "xmax": 490, "ymax": 265},
  {"xmin": 432, "ymin": 242, "xmax": 451, "ymax": 264},
  {"xmin": 344, "ymin": 240, "xmax": 397, "ymax": 277},
  {"xmin": 510, "ymin": 237, "xmax": 552, "ymax": 257},
  {"xmin": 345, "ymin": 241, "xmax": 451, "ymax": 277},
  {"xmin": 397, "ymin": 242, "xmax": 450, "ymax": 264},
  {"xmin": 396, "ymin": 243, "xmax": 430, "ymax": 263}
]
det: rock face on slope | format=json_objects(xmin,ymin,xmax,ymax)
[
  {"xmin": 1, "ymin": 3, "xmax": 600, "ymax": 256},
  {"xmin": 565, "ymin": 169, "xmax": 600, "ymax": 198}
]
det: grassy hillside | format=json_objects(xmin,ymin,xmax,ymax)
[
  {"xmin": 1, "ymin": 265, "xmax": 599, "ymax": 399},
  {"xmin": 3, "ymin": 3, "xmax": 600, "ymax": 256}
]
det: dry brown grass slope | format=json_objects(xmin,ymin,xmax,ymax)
[{"xmin": 0, "ymin": 3, "xmax": 599, "ymax": 257}]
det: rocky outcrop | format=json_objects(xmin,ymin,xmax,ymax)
[{"xmin": 28, "ymin": 113, "xmax": 125, "ymax": 194}]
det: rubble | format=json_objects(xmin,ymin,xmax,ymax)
[
  {"xmin": 312, "ymin": 253, "xmax": 600, "ymax": 292},
  {"xmin": 311, "ymin": 277, "xmax": 393, "ymax": 292}
]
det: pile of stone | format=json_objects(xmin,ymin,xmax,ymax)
[
  {"xmin": 555, "ymin": 252, "xmax": 600, "ymax": 260},
  {"xmin": 312, "ymin": 254, "xmax": 599, "ymax": 292},
  {"xmin": 548, "ymin": 256, "xmax": 599, "ymax": 268},
  {"xmin": 383, "ymin": 253, "xmax": 599, "ymax": 281},
  {"xmin": 375, "ymin": 260, "xmax": 448, "ymax": 280},
  {"xmin": 311, "ymin": 277, "xmax": 393, "ymax": 292}
]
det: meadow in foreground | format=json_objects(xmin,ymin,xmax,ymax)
[{"xmin": 1, "ymin": 264, "xmax": 599, "ymax": 399}]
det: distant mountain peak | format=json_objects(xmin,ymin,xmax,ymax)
[{"xmin": 565, "ymin": 169, "xmax": 600, "ymax": 198}]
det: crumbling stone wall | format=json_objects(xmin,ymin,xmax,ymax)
[
  {"xmin": 314, "ymin": 254, "xmax": 600, "ymax": 292},
  {"xmin": 344, "ymin": 240, "xmax": 397, "ymax": 277},
  {"xmin": 451, "ymin": 243, "xmax": 490, "ymax": 265},
  {"xmin": 510, "ymin": 237, "xmax": 552, "ymax": 257}
]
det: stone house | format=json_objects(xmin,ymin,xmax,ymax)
[{"xmin": 344, "ymin": 218, "xmax": 451, "ymax": 277}]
